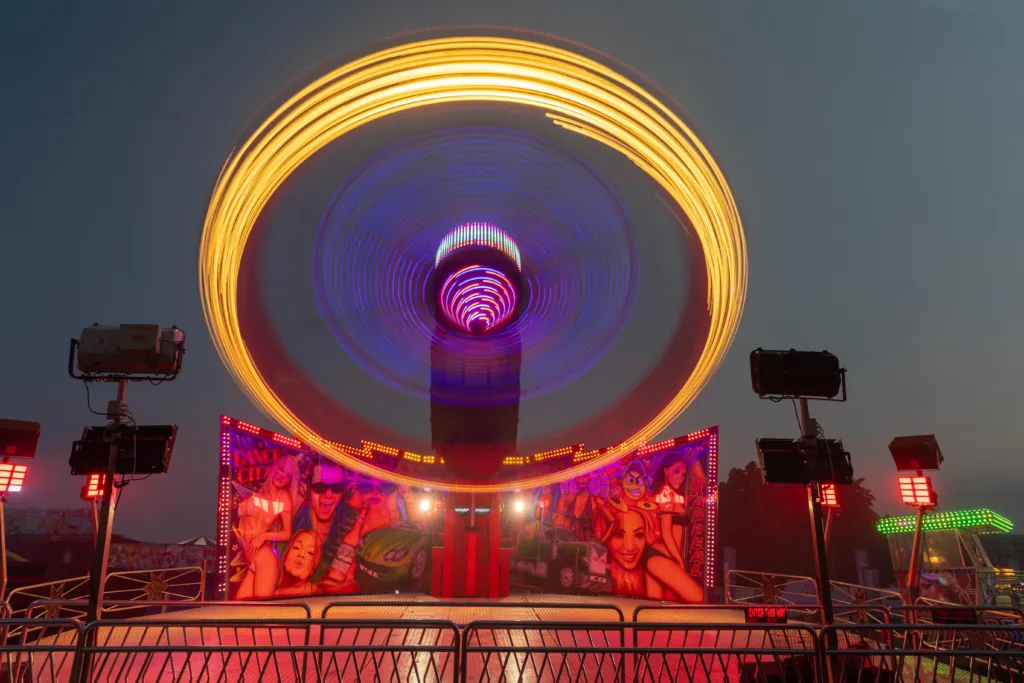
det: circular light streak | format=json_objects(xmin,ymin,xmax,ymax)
[
  {"xmin": 436, "ymin": 222, "xmax": 521, "ymax": 271},
  {"xmin": 311, "ymin": 126, "xmax": 637, "ymax": 405},
  {"xmin": 201, "ymin": 36, "xmax": 748, "ymax": 492},
  {"xmin": 438, "ymin": 265, "xmax": 518, "ymax": 334}
]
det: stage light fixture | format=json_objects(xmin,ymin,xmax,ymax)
[
  {"xmin": 70, "ymin": 324, "xmax": 185, "ymax": 381},
  {"xmin": 69, "ymin": 425, "xmax": 177, "ymax": 476},
  {"xmin": 419, "ymin": 498, "xmax": 432, "ymax": 513},
  {"xmin": 820, "ymin": 484, "xmax": 839, "ymax": 508},
  {"xmin": 0, "ymin": 419, "xmax": 41, "ymax": 459},
  {"xmin": 898, "ymin": 475, "xmax": 936, "ymax": 507},
  {"xmin": 0, "ymin": 463, "xmax": 27, "ymax": 494},
  {"xmin": 755, "ymin": 438, "xmax": 853, "ymax": 485},
  {"xmin": 514, "ymin": 499, "xmax": 526, "ymax": 514},
  {"xmin": 888, "ymin": 435, "xmax": 943, "ymax": 472},
  {"xmin": 750, "ymin": 349, "xmax": 845, "ymax": 400}
]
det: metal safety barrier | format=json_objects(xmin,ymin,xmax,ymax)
[
  {"xmin": 634, "ymin": 602, "xmax": 825, "ymax": 625},
  {"xmin": 461, "ymin": 620, "xmax": 821, "ymax": 682},
  {"xmin": 632, "ymin": 622, "xmax": 820, "ymax": 682},
  {"xmin": 76, "ymin": 618, "xmax": 460, "ymax": 682},
  {"xmin": 319, "ymin": 619, "xmax": 460, "ymax": 682},
  {"xmin": 26, "ymin": 599, "xmax": 313, "ymax": 621},
  {"xmin": 0, "ymin": 611, "xmax": 1020, "ymax": 682},
  {"xmin": 0, "ymin": 619, "xmax": 82, "ymax": 683},
  {"xmin": 727, "ymin": 570, "xmax": 819, "ymax": 606},
  {"xmin": 322, "ymin": 599, "xmax": 626, "ymax": 622},
  {"xmin": 462, "ymin": 620, "xmax": 628, "ymax": 682},
  {"xmin": 890, "ymin": 603, "xmax": 1024, "ymax": 626},
  {"xmin": 822, "ymin": 623, "xmax": 1024, "ymax": 682}
]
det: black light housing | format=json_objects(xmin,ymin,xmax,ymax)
[
  {"xmin": 756, "ymin": 437, "xmax": 853, "ymax": 485},
  {"xmin": 750, "ymin": 349, "xmax": 845, "ymax": 400},
  {"xmin": 0, "ymin": 419, "xmax": 41, "ymax": 459},
  {"xmin": 70, "ymin": 424, "xmax": 177, "ymax": 475},
  {"xmin": 888, "ymin": 435, "xmax": 943, "ymax": 472}
]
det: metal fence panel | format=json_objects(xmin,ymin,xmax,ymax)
[
  {"xmin": 80, "ymin": 618, "xmax": 313, "ymax": 682},
  {"xmin": 322, "ymin": 600, "xmax": 625, "ymax": 623},
  {"xmin": 318, "ymin": 619, "xmax": 460, "ymax": 682},
  {"xmin": 822, "ymin": 623, "xmax": 1024, "ymax": 683},
  {"xmin": 632, "ymin": 622, "xmax": 820, "ymax": 683},
  {"xmin": 77, "ymin": 618, "xmax": 460, "ymax": 682},
  {"xmin": 633, "ymin": 602, "xmax": 824, "ymax": 625},
  {"xmin": 26, "ymin": 599, "xmax": 313, "ymax": 621},
  {"xmin": 462, "ymin": 620, "xmax": 628, "ymax": 683},
  {"xmin": 0, "ymin": 619, "xmax": 82, "ymax": 683}
]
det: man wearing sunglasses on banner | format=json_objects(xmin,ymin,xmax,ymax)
[
  {"xmin": 346, "ymin": 476, "xmax": 409, "ymax": 534},
  {"xmin": 293, "ymin": 457, "xmax": 348, "ymax": 585}
]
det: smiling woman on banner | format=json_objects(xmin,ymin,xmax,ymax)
[{"xmin": 234, "ymin": 455, "xmax": 300, "ymax": 599}]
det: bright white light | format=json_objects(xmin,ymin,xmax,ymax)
[
  {"xmin": 419, "ymin": 498, "xmax": 432, "ymax": 512},
  {"xmin": 514, "ymin": 499, "xmax": 525, "ymax": 514}
]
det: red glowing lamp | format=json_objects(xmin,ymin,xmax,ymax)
[
  {"xmin": 820, "ymin": 483, "xmax": 839, "ymax": 508},
  {"xmin": 0, "ymin": 462, "xmax": 27, "ymax": 494},
  {"xmin": 899, "ymin": 475, "xmax": 936, "ymax": 507},
  {"xmin": 82, "ymin": 473, "xmax": 105, "ymax": 501}
]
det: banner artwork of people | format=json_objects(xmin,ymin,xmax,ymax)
[
  {"xmin": 219, "ymin": 416, "xmax": 716, "ymax": 603},
  {"xmin": 223, "ymin": 432, "xmax": 435, "ymax": 600},
  {"xmin": 507, "ymin": 436, "xmax": 713, "ymax": 602}
]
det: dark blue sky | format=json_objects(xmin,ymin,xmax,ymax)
[{"xmin": 1, "ymin": 0, "xmax": 1021, "ymax": 542}]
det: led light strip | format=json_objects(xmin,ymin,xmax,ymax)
[
  {"xmin": 436, "ymin": 221, "xmax": 521, "ymax": 271},
  {"xmin": 876, "ymin": 508, "xmax": 1013, "ymax": 535},
  {"xmin": 201, "ymin": 37, "xmax": 747, "ymax": 491},
  {"xmin": 438, "ymin": 265, "xmax": 518, "ymax": 333}
]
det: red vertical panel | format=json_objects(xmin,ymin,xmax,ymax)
[
  {"xmin": 499, "ymin": 548, "xmax": 512, "ymax": 597},
  {"xmin": 488, "ymin": 495, "xmax": 501, "ymax": 598},
  {"xmin": 442, "ymin": 493, "xmax": 457, "ymax": 598},
  {"xmin": 465, "ymin": 530, "xmax": 479, "ymax": 596}
]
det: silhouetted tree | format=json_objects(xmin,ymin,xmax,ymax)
[{"xmin": 719, "ymin": 461, "xmax": 894, "ymax": 587}]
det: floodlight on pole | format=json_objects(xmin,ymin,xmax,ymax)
[
  {"xmin": 68, "ymin": 323, "xmax": 185, "ymax": 630},
  {"xmin": 749, "ymin": 347, "xmax": 851, "ymax": 630},
  {"xmin": 888, "ymin": 434, "xmax": 942, "ymax": 606},
  {"xmin": 750, "ymin": 349, "xmax": 846, "ymax": 401},
  {"xmin": 889, "ymin": 435, "xmax": 943, "ymax": 472},
  {"xmin": 0, "ymin": 418, "xmax": 39, "ymax": 598}
]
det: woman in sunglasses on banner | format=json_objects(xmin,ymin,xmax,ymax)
[{"xmin": 235, "ymin": 454, "xmax": 301, "ymax": 599}]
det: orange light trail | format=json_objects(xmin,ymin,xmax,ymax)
[{"xmin": 200, "ymin": 36, "xmax": 747, "ymax": 492}]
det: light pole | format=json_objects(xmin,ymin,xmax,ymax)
[
  {"xmin": 0, "ymin": 420, "xmax": 39, "ymax": 598},
  {"xmin": 750, "ymin": 348, "xmax": 850, "ymax": 627},
  {"xmin": 888, "ymin": 435, "xmax": 943, "ymax": 605},
  {"xmin": 68, "ymin": 324, "xmax": 185, "ymax": 623},
  {"xmin": 899, "ymin": 474, "xmax": 937, "ymax": 604}
]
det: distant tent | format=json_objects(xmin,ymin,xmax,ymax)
[{"xmin": 177, "ymin": 536, "xmax": 215, "ymax": 546}]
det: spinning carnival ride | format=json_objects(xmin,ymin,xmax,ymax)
[{"xmin": 201, "ymin": 32, "xmax": 747, "ymax": 601}]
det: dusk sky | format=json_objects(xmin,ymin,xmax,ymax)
[{"xmin": 1, "ymin": 0, "xmax": 1021, "ymax": 543}]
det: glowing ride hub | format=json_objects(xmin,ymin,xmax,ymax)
[
  {"xmin": 433, "ymin": 222, "xmax": 524, "ymax": 336},
  {"xmin": 199, "ymin": 35, "xmax": 748, "ymax": 490},
  {"xmin": 428, "ymin": 222, "xmax": 527, "ymax": 481}
]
